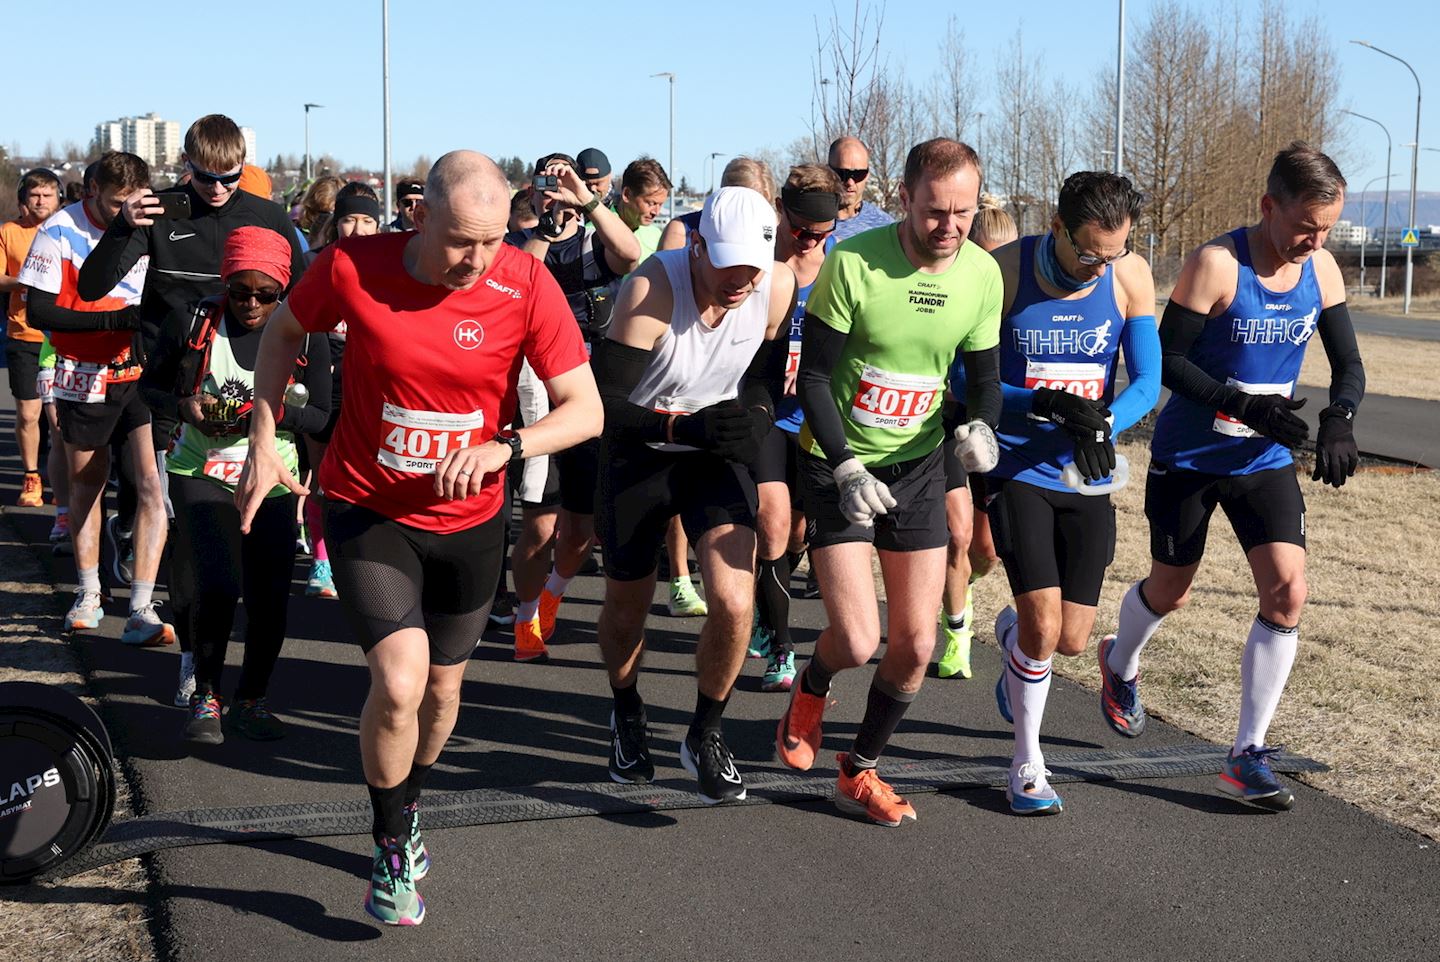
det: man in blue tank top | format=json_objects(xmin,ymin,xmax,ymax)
[
  {"xmin": 972, "ymin": 171, "xmax": 1161, "ymax": 815},
  {"xmin": 1101, "ymin": 142, "xmax": 1365, "ymax": 811}
]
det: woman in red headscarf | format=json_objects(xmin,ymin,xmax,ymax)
[{"xmin": 140, "ymin": 226, "xmax": 331, "ymax": 745}]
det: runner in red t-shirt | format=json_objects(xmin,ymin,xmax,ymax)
[{"xmin": 236, "ymin": 151, "xmax": 601, "ymax": 927}]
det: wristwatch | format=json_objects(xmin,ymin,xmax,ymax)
[
  {"xmin": 494, "ymin": 429, "xmax": 524, "ymax": 462},
  {"xmin": 580, "ymin": 194, "xmax": 601, "ymax": 215}
]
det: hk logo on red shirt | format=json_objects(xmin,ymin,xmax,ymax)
[{"xmin": 453, "ymin": 319, "xmax": 485, "ymax": 351}]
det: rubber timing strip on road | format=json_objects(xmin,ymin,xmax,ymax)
[{"xmin": 57, "ymin": 742, "xmax": 1326, "ymax": 878}]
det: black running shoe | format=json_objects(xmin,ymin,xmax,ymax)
[
  {"xmin": 681, "ymin": 729, "xmax": 747, "ymax": 804},
  {"xmin": 608, "ymin": 709, "xmax": 654, "ymax": 783}
]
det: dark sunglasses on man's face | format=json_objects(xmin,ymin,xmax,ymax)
[
  {"xmin": 831, "ymin": 166, "xmax": 868, "ymax": 184},
  {"xmin": 226, "ymin": 284, "xmax": 281, "ymax": 305},
  {"xmin": 400, "ymin": 197, "xmax": 422, "ymax": 209},
  {"xmin": 188, "ymin": 162, "xmax": 243, "ymax": 188}
]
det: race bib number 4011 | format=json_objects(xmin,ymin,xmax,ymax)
[
  {"xmin": 849, "ymin": 366, "xmax": 942, "ymax": 430},
  {"xmin": 378, "ymin": 403, "xmax": 485, "ymax": 474}
]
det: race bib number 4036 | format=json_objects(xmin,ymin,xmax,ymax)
[
  {"xmin": 52, "ymin": 357, "xmax": 107, "ymax": 404},
  {"xmin": 378, "ymin": 403, "xmax": 485, "ymax": 474},
  {"xmin": 849, "ymin": 366, "xmax": 942, "ymax": 430}
]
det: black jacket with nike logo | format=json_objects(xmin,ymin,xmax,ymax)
[{"xmin": 76, "ymin": 182, "xmax": 307, "ymax": 361}]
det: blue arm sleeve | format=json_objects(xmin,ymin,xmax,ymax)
[{"xmin": 1108, "ymin": 314, "xmax": 1160, "ymax": 435}]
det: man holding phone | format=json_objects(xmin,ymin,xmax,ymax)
[{"xmin": 501, "ymin": 153, "xmax": 639, "ymax": 662}]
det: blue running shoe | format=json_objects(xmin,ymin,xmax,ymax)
[
  {"xmin": 1217, "ymin": 745, "xmax": 1295, "ymax": 811},
  {"xmin": 1007, "ymin": 761, "xmax": 1063, "ymax": 816},
  {"xmin": 994, "ymin": 606, "xmax": 1018, "ymax": 724},
  {"xmin": 1098, "ymin": 634, "xmax": 1147, "ymax": 738}
]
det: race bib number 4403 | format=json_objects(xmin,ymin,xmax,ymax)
[
  {"xmin": 378, "ymin": 403, "xmax": 485, "ymax": 474},
  {"xmin": 849, "ymin": 366, "xmax": 942, "ymax": 430},
  {"xmin": 52, "ymin": 357, "xmax": 107, "ymax": 404}
]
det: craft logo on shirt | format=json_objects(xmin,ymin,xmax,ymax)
[
  {"xmin": 485, "ymin": 277, "xmax": 523, "ymax": 299},
  {"xmin": 453, "ymin": 319, "xmax": 485, "ymax": 351}
]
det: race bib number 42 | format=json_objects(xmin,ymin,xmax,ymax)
[
  {"xmin": 202, "ymin": 445, "xmax": 248, "ymax": 486},
  {"xmin": 849, "ymin": 366, "xmax": 941, "ymax": 430},
  {"xmin": 378, "ymin": 403, "xmax": 485, "ymax": 474},
  {"xmin": 52, "ymin": 357, "xmax": 107, "ymax": 404}
]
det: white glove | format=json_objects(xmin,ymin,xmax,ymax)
[
  {"xmin": 952, "ymin": 420, "xmax": 999, "ymax": 473},
  {"xmin": 832, "ymin": 457, "xmax": 896, "ymax": 527}
]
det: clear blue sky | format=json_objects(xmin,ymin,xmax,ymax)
[{"xmin": 8, "ymin": 0, "xmax": 1438, "ymax": 200}]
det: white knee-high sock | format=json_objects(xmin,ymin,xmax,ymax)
[
  {"xmin": 1007, "ymin": 646, "xmax": 1053, "ymax": 768},
  {"xmin": 1105, "ymin": 580, "xmax": 1167, "ymax": 681},
  {"xmin": 1234, "ymin": 615, "xmax": 1298, "ymax": 754}
]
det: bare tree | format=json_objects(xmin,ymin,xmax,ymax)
[
  {"xmin": 809, "ymin": 0, "xmax": 886, "ymax": 155},
  {"xmin": 926, "ymin": 16, "xmax": 978, "ymax": 143}
]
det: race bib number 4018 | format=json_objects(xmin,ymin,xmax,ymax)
[
  {"xmin": 849, "ymin": 366, "xmax": 942, "ymax": 430},
  {"xmin": 378, "ymin": 403, "xmax": 485, "ymax": 474}
]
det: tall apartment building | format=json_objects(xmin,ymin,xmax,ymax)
[
  {"xmin": 93, "ymin": 112, "xmax": 181, "ymax": 166},
  {"xmin": 240, "ymin": 127, "xmax": 257, "ymax": 165}
]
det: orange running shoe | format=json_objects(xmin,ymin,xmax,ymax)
[
  {"xmin": 514, "ymin": 617, "xmax": 549, "ymax": 662},
  {"xmin": 775, "ymin": 673, "xmax": 830, "ymax": 771},
  {"xmin": 18, "ymin": 472, "xmax": 44, "ymax": 507},
  {"xmin": 537, "ymin": 587, "xmax": 563, "ymax": 642},
  {"xmin": 833, "ymin": 753, "xmax": 917, "ymax": 827}
]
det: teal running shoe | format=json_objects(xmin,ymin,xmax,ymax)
[
  {"xmin": 365, "ymin": 836, "xmax": 424, "ymax": 926},
  {"xmin": 404, "ymin": 802, "xmax": 430, "ymax": 879}
]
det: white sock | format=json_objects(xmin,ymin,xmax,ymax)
[
  {"xmin": 1234, "ymin": 615, "xmax": 1298, "ymax": 754},
  {"xmin": 78, "ymin": 565, "xmax": 100, "ymax": 594},
  {"xmin": 1007, "ymin": 646, "xmax": 1053, "ymax": 768},
  {"xmin": 130, "ymin": 579, "xmax": 155, "ymax": 611},
  {"xmin": 516, "ymin": 598, "xmax": 539, "ymax": 622},
  {"xmin": 543, "ymin": 568, "xmax": 572, "ymax": 597},
  {"xmin": 1105, "ymin": 580, "xmax": 1166, "ymax": 681}
]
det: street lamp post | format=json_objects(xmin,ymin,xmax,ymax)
[
  {"xmin": 303, "ymin": 103, "xmax": 324, "ymax": 182},
  {"xmin": 1344, "ymin": 109, "xmax": 1394, "ymax": 298},
  {"xmin": 707, "ymin": 152, "xmax": 725, "ymax": 195},
  {"xmin": 1352, "ymin": 40, "xmax": 1421, "ymax": 314},
  {"xmin": 652, "ymin": 72, "xmax": 676, "ymax": 221},
  {"xmin": 382, "ymin": 0, "xmax": 392, "ymax": 228},
  {"xmin": 1114, "ymin": 0, "xmax": 1125, "ymax": 174},
  {"xmin": 1357, "ymin": 173, "xmax": 1395, "ymax": 295}
]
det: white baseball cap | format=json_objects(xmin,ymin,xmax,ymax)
[{"xmin": 699, "ymin": 186, "xmax": 777, "ymax": 271}]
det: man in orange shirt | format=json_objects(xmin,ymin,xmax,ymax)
[{"xmin": 1, "ymin": 168, "xmax": 62, "ymax": 505}]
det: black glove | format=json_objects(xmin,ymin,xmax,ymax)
[
  {"xmin": 536, "ymin": 210, "xmax": 564, "ymax": 239},
  {"xmin": 1031, "ymin": 387, "xmax": 1111, "ymax": 440},
  {"xmin": 1232, "ymin": 393, "xmax": 1309, "ymax": 447},
  {"xmin": 671, "ymin": 401, "xmax": 751, "ymax": 453},
  {"xmin": 724, "ymin": 407, "xmax": 772, "ymax": 466},
  {"xmin": 1312, "ymin": 404, "xmax": 1358, "ymax": 488},
  {"xmin": 1071, "ymin": 432, "xmax": 1118, "ymax": 483}
]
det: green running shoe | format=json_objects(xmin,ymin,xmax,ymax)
[
  {"xmin": 668, "ymin": 577, "xmax": 708, "ymax": 617},
  {"xmin": 365, "ymin": 836, "xmax": 424, "ymax": 926},
  {"xmin": 404, "ymin": 802, "xmax": 430, "ymax": 879},
  {"xmin": 937, "ymin": 623, "xmax": 973, "ymax": 679},
  {"xmin": 747, "ymin": 622, "xmax": 772, "ymax": 659}
]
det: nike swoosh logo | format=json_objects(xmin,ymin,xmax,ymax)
[
  {"xmin": 169, "ymin": 231, "xmax": 196, "ymax": 241},
  {"xmin": 720, "ymin": 760, "xmax": 742, "ymax": 784}
]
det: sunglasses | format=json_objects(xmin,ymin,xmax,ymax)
[
  {"xmin": 788, "ymin": 222, "xmax": 835, "ymax": 243},
  {"xmin": 399, "ymin": 197, "xmax": 422, "ymax": 209},
  {"xmin": 187, "ymin": 162, "xmax": 243, "ymax": 188},
  {"xmin": 226, "ymin": 284, "xmax": 281, "ymax": 305},
  {"xmin": 831, "ymin": 166, "xmax": 868, "ymax": 184},
  {"xmin": 1063, "ymin": 226, "xmax": 1131, "ymax": 267}
]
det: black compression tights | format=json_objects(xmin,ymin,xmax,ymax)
[{"xmin": 169, "ymin": 474, "xmax": 296, "ymax": 700}]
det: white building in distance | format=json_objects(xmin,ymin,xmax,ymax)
[
  {"xmin": 95, "ymin": 112, "xmax": 181, "ymax": 167},
  {"xmin": 241, "ymin": 127, "xmax": 258, "ymax": 166}
]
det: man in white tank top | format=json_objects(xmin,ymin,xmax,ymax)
[{"xmin": 590, "ymin": 187, "xmax": 797, "ymax": 804}]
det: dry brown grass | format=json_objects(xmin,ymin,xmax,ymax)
[
  {"xmin": 959, "ymin": 441, "xmax": 1440, "ymax": 841},
  {"xmin": 1299, "ymin": 333, "xmax": 1440, "ymax": 402},
  {"xmin": 0, "ymin": 518, "xmax": 157, "ymax": 962},
  {"xmin": 1354, "ymin": 295, "xmax": 1440, "ymax": 321}
]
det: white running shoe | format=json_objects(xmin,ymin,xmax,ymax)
[{"xmin": 174, "ymin": 651, "xmax": 196, "ymax": 707}]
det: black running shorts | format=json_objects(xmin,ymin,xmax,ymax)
[
  {"xmin": 557, "ymin": 437, "xmax": 599, "ymax": 514},
  {"xmin": 799, "ymin": 445, "xmax": 948, "ymax": 553},
  {"xmin": 55, "ymin": 378, "xmax": 152, "ymax": 450},
  {"xmin": 597, "ymin": 439, "xmax": 758, "ymax": 582},
  {"xmin": 985, "ymin": 477, "xmax": 1116, "ymax": 607},
  {"xmin": 1144, "ymin": 461, "xmax": 1306, "ymax": 567},
  {"xmin": 325, "ymin": 499, "xmax": 503, "ymax": 665},
  {"xmin": 5, "ymin": 341, "xmax": 41, "ymax": 402}
]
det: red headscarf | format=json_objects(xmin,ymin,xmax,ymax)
[{"xmin": 221, "ymin": 226, "xmax": 292, "ymax": 288}]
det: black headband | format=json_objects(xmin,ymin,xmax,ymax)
[
  {"xmin": 781, "ymin": 187, "xmax": 840, "ymax": 224},
  {"xmin": 334, "ymin": 194, "xmax": 381, "ymax": 223}
]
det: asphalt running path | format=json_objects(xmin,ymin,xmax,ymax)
[{"xmin": 2, "ymin": 382, "xmax": 1437, "ymax": 961}]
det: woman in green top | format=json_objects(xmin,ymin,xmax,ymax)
[{"xmin": 140, "ymin": 226, "xmax": 330, "ymax": 745}]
